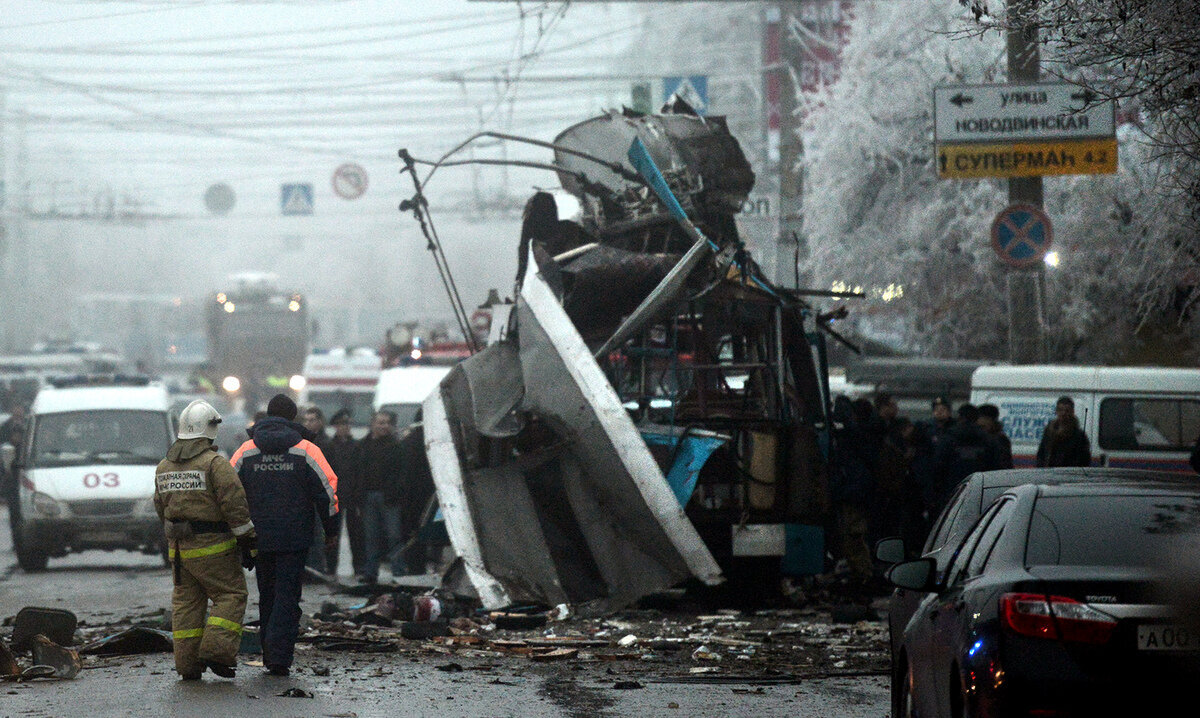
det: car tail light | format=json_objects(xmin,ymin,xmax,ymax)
[{"xmin": 1001, "ymin": 592, "xmax": 1117, "ymax": 644}]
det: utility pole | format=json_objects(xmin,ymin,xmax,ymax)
[
  {"xmin": 1005, "ymin": 0, "xmax": 1047, "ymax": 363},
  {"xmin": 0, "ymin": 86, "xmax": 7, "ymax": 351},
  {"xmin": 774, "ymin": 2, "xmax": 805, "ymax": 290}
]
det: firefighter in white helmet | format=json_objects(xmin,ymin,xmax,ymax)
[{"xmin": 154, "ymin": 400, "xmax": 256, "ymax": 680}]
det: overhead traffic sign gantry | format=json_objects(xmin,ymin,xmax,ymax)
[{"xmin": 934, "ymin": 82, "xmax": 1117, "ymax": 180}]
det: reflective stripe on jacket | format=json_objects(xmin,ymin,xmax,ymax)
[{"xmin": 232, "ymin": 416, "xmax": 339, "ymax": 553}]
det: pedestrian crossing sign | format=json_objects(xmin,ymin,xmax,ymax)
[{"xmin": 281, "ymin": 183, "xmax": 314, "ymax": 216}]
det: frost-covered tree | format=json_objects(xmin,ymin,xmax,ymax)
[
  {"xmin": 801, "ymin": 0, "xmax": 1197, "ymax": 362},
  {"xmin": 965, "ymin": 0, "xmax": 1200, "ymax": 250}
]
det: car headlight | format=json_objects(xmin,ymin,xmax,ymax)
[
  {"xmin": 289, "ymin": 374, "xmax": 306, "ymax": 392},
  {"xmin": 222, "ymin": 375, "xmax": 241, "ymax": 393},
  {"xmin": 32, "ymin": 492, "xmax": 62, "ymax": 518}
]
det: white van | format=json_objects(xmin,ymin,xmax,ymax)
[
  {"xmin": 12, "ymin": 375, "xmax": 174, "ymax": 571},
  {"xmin": 298, "ymin": 347, "xmax": 382, "ymax": 438},
  {"xmin": 970, "ymin": 365, "xmax": 1200, "ymax": 473},
  {"xmin": 372, "ymin": 365, "xmax": 451, "ymax": 429}
]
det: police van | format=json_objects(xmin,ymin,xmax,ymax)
[
  {"xmin": 11, "ymin": 375, "xmax": 174, "ymax": 571},
  {"xmin": 970, "ymin": 365, "xmax": 1200, "ymax": 472}
]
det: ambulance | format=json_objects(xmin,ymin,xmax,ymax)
[
  {"xmin": 969, "ymin": 365, "xmax": 1200, "ymax": 472},
  {"xmin": 297, "ymin": 347, "xmax": 382, "ymax": 437},
  {"xmin": 11, "ymin": 375, "xmax": 174, "ymax": 571}
]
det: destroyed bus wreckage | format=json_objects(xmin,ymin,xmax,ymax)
[{"xmin": 401, "ymin": 106, "xmax": 844, "ymax": 612}]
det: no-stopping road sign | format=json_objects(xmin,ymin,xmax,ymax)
[
  {"xmin": 332, "ymin": 163, "xmax": 369, "ymax": 200},
  {"xmin": 992, "ymin": 204, "xmax": 1053, "ymax": 268}
]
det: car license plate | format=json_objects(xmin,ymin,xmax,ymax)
[
  {"xmin": 1137, "ymin": 624, "xmax": 1199, "ymax": 651},
  {"xmin": 78, "ymin": 531, "xmax": 128, "ymax": 544}
]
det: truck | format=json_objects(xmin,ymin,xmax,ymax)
[{"xmin": 204, "ymin": 272, "xmax": 309, "ymax": 411}]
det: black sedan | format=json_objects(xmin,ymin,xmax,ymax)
[
  {"xmin": 874, "ymin": 467, "xmax": 1186, "ymax": 717},
  {"xmin": 887, "ymin": 481, "xmax": 1200, "ymax": 717}
]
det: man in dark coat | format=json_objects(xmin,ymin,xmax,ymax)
[
  {"xmin": 325, "ymin": 409, "xmax": 364, "ymax": 575},
  {"xmin": 898, "ymin": 418, "xmax": 938, "ymax": 554},
  {"xmin": 829, "ymin": 396, "xmax": 877, "ymax": 590},
  {"xmin": 1036, "ymin": 396, "xmax": 1092, "ymax": 467},
  {"xmin": 977, "ymin": 403, "xmax": 1014, "ymax": 469},
  {"xmin": 231, "ymin": 395, "xmax": 338, "ymax": 677},
  {"xmin": 355, "ymin": 410, "xmax": 406, "ymax": 584},
  {"xmin": 302, "ymin": 407, "xmax": 339, "ymax": 576},
  {"xmin": 918, "ymin": 396, "xmax": 955, "ymax": 454},
  {"xmin": 934, "ymin": 404, "xmax": 1001, "ymax": 513},
  {"xmin": 397, "ymin": 413, "xmax": 436, "ymax": 575}
]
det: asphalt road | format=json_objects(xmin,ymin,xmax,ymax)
[{"xmin": 0, "ymin": 511, "xmax": 889, "ymax": 717}]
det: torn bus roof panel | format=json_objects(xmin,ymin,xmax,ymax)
[
  {"xmin": 424, "ymin": 251, "xmax": 723, "ymax": 610},
  {"xmin": 517, "ymin": 256, "xmax": 723, "ymax": 605}
]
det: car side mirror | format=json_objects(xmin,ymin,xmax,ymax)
[
  {"xmin": 886, "ymin": 557, "xmax": 938, "ymax": 592},
  {"xmin": 874, "ymin": 537, "xmax": 906, "ymax": 565}
]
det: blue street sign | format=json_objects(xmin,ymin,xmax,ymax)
[
  {"xmin": 662, "ymin": 75, "xmax": 708, "ymax": 115},
  {"xmin": 281, "ymin": 183, "xmax": 314, "ymax": 216},
  {"xmin": 991, "ymin": 204, "xmax": 1052, "ymax": 268}
]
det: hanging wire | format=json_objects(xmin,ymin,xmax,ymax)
[{"xmin": 398, "ymin": 148, "xmax": 479, "ymax": 354}]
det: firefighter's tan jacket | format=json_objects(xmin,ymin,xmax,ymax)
[{"xmin": 155, "ymin": 438, "xmax": 255, "ymax": 558}]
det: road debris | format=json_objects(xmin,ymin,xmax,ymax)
[
  {"xmin": 11, "ymin": 607, "xmax": 77, "ymax": 651},
  {"xmin": 30, "ymin": 635, "xmax": 81, "ymax": 679},
  {"xmin": 276, "ymin": 687, "xmax": 314, "ymax": 698},
  {"xmin": 0, "ymin": 640, "xmax": 18, "ymax": 677},
  {"xmin": 78, "ymin": 627, "xmax": 173, "ymax": 656}
]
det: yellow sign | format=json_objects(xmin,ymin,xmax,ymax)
[{"xmin": 937, "ymin": 138, "xmax": 1117, "ymax": 179}]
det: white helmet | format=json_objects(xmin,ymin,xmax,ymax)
[{"xmin": 177, "ymin": 400, "xmax": 222, "ymax": 440}]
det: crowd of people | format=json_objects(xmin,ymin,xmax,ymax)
[
  {"xmin": 228, "ymin": 402, "xmax": 438, "ymax": 586},
  {"xmin": 293, "ymin": 405, "xmax": 439, "ymax": 585},
  {"xmin": 826, "ymin": 392, "xmax": 1093, "ymax": 595},
  {"xmin": 156, "ymin": 394, "xmax": 440, "ymax": 680}
]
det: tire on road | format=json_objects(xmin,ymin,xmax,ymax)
[{"xmin": 15, "ymin": 530, "xmax": 49, "ymax": 572}]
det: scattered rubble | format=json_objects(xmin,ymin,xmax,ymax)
[
  {"xmin": 287, "ymin": 590, "xmax": 889, "ymax": 683},
  {"xmin": 1, "ymin": 583, "xmax": 890, "ymax": 686}
]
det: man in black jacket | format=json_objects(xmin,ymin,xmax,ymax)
[
  {"xmin": 301, "ymin": 406, "xmax": 339, "ymax": 576},
  {"xmin": 397, "ymin": 412, "xmax": 436, "ymax": 576},
  {"xmin": 935, "ymin": 404, "xmax": 1001, "ymax": 512},
  {"xmin": 356, "ymin": 410, "xmax": 406, "ymax": 584},
  {"xmin": 232, "ymin": 395, "xmax": 338, "ymax": 677},
  {"xmin": 1036, "ymin": 396, "xmax": 1092, "ymax": 467},
  {"xmin": 977, "ymin": 403, "xmax": 1014, "ymax": 469},
  {"xmin": 326, "ymin": 409, "xmax": 363, "ymax": 575}
]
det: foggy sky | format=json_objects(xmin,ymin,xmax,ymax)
[{"xmin": 0, "ymin": 0, "xmax": 664, "ymax": 350}]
